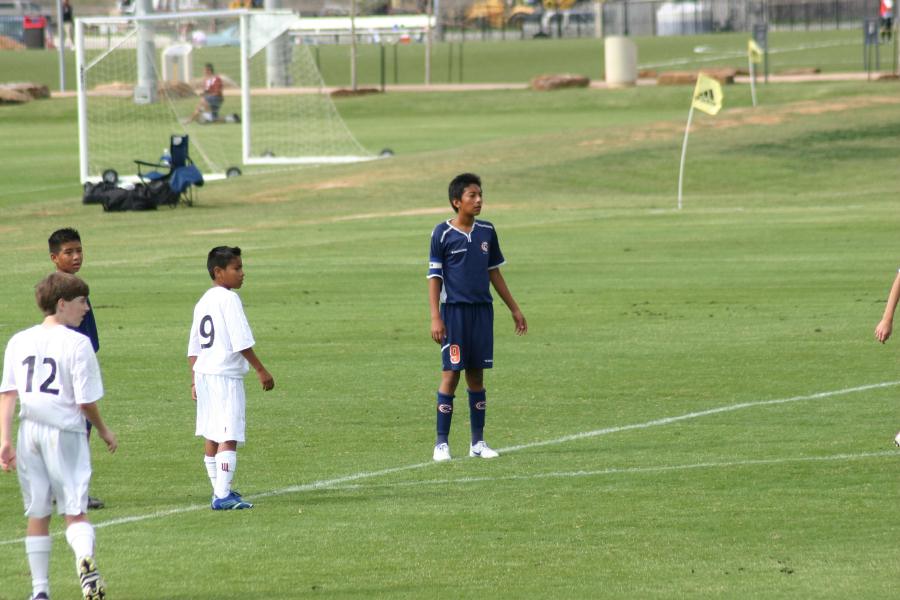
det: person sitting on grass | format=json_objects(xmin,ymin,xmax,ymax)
[{"xmin": 185, "ymin": 63, "xmax": 239, "ymax": 125}]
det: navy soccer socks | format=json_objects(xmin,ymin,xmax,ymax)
[
  {"xmin": 468, "ymin": 389, "xmax": 486, "ymax": 444},
  {"xmin": 436, "ymin": 391, "xmax": 454, "ymax": 445},
  {"xmin": 436, "ymin": 389, "xmax": 488, "ymax": 445}
]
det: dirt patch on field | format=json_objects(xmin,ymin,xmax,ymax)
[
  {"xmin": 242, "ymin": 166, "xmax": 429, "ymax": 204},
  {"xmin": 242, "ymin": 177, "xmax": 362, "ymax": 204},
  {"xmin": 188, "ymin": 228, "xmax": 244, "ymax": 235},
  {"xmin": 0, "ymin": 35, "xmax": 24, "ymax": 49},
  {"xmin": 579, "ymin": 94, "xmax": 900, "ymax": 150}
]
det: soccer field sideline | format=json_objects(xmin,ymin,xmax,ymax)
[{"xmin": 2, "ymin": 378, "xmax": 896, "ymax": 548}]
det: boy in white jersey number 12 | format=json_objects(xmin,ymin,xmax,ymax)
[
  {"xmin": 188, "ymin": 246, "xmax": 274, "ymax": 510},
  {"xmin": 1, "ymin": 272, "xmax": 117, "ymax": 600}
]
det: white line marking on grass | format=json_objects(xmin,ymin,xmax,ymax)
[
  {"xmin": 320, "ymin": 450, "xmax": 900, "ymax": 493},
  {"xmin": 0, "ymin": 463, "xmax": 436, "ymax": 546},
  {"xmin": 499, "ymin": 380, "xmax": 900, "ymax": 454},
  {"xmin": 639, "ymin": 39, "xmax": 856, "ymax": 69},
  {"xmin": 1, "ymin": 380, "xmax": 896, "ymax": 546}
]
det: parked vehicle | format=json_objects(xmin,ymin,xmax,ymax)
[{"xmin": 0, "ymin": 0, "xmax": 52, "ymax": 24}]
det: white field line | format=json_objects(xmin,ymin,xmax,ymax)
[
  {"xmin": 639, "ymin": 39, "xmax": 856, "ymax": 70},
  {"xmin": 500, "ymin": 380, "xmax": 900, "ymax": 454},
  {"xmin": 320, "ymin": 450, "xmax": 900, "ymax": 493},
  {"xmin": 1, "ymin": 379, "xmax": 897, "ymax": 546}
]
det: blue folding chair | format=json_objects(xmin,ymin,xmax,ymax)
[{"xmin": 135, "ymin": 134, "xmax": 203, "ymax": 207}]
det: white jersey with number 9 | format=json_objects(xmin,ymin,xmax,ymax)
[{"xmin": 188, "ymin": 286, "xmax": 255, "ymax": 378}]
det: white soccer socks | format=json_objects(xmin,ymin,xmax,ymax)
[
  {"xmin": 214, "ymin": 450, "xmax": 237, "ymax": 499},
  {"xmin": 25, "ymin": 535, "xmax": 52, "ymax": 598},
  {"xmin": 204, "ymin": 455, "xmax": 218, "ymax": 491},
  {"xmin": 65, "ymin": 521, "xmax": 95, "ymax": 561}
]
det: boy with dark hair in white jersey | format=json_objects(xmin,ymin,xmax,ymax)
[
  {"xmin": 874, "ymin": 268, "xmax": 900, "ymax": 445},
  {"xmin": 427, "ymin": 173, "xmax": 528, "ymax": 462},
  {"xmin": 1, "ymin": 272, "xmax": 118, "ymax": 600},
  {"xmin": 188, "ymin": 246, "xmax": 274, "ymax": 510}
]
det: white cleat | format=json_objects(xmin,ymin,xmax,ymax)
[
  {"xmin": 894, "ymin": 431, "xmax": 900, "ymax": 447},
  {"xmin": 433, "ymin": 442, "xmax": 451, "ymax": 462},
  {"xmin": 469, "ymin": 440, "xmax": 499, "ymax": 459}
]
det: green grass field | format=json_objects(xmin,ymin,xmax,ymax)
[
  {"xmin": 1, "ymin": 71, "xmax": 900, "ymax": 598},
  {"xmin": 0, "ymin": 28, "xmax": 882, "ymax": 90}
]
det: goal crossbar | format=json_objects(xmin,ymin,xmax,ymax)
[{"xmin": 76, "ymin": 9, "xmax": 373, "ymax": 183}]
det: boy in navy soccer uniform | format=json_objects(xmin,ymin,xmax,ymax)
[
  {"xmin": 427, "ymin": 173, "xmax": 527, "ymax": 461},
  {"xmin": 49, "ymin": 228, "xmax": 104, "ymax": 510}
]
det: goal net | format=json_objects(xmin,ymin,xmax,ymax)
[{"xmin": 76, "ymin": 9, "xmax": 374, "ymax": 183}]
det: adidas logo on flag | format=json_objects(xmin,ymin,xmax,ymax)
[
  {"xmin": 694, "ymin": 89, "xmax": 716, "ymax": 107},
  {"xmin": 691, "ymin": 73, "xmax": 723, "ymax": 116}
]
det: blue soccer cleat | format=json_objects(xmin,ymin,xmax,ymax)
[{"xmin": 211, "ymin": 491, "xmax": 253, "ymax": 510}]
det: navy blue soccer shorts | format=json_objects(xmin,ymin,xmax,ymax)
[{"xmin": 440, "ymin": 302, "xmax": 494, "ymax": 371}]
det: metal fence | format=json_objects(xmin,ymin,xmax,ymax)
[
  {"xmin": 437, "ymin": 0, "xmax": 876, "ymax": 40},
  {"xmin": 0, "ymin": 15, "xmax": 24, "ymax": 42}
]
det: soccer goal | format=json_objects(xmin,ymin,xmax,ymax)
[{"xmin": 75, "ymin": 9, "xmax": 375, "ymax": 183}]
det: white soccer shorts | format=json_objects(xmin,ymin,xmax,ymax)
[
  {"xmin": 195, "ymin": 373, "xmax": 246, "ymax": 444},
  {"xmin": 17, "ymin": 419, "xmax": 91, "ymax": 517}
]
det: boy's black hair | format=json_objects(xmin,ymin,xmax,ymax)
[
  {"xmin": 48, "ymin": 228, "xmax": 81, "ymax": 254},
  {"xmin": 205, "ymin": 63, "xmax": 215, "ymax": 72},
  {"xmin": 207, "ymin": 246, "xmax": 241, "ymax": 280},
  {"xmin": 35, "ymin": 272, "xmax": 89, "ymax": 316},
  {"xmin": 448, "ymin": 173, "xmax": 482, "ymax": 213}
]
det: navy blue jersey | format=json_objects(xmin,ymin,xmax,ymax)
[
  {"xmin": 70, "ymin": 296, "xmax": 100, "ymax": 353},
  {"xmin": 428, "ymin": 219, "xmax": 505, "ymax": 304}
]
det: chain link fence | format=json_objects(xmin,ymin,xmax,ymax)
[{"xmin": 433, "ymin": 0, "xmax": 875, "ymax": 41}]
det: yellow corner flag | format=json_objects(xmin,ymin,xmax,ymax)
[
  {"xmin": 691, "ymin": 73, "xmax": 723, "ymax": 116},
  {"xmin": 748, "ymin": 39, "xmax": 763, "ymax": 64}
]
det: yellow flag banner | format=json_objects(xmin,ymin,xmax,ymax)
[
  {"xmin": 691, "ymin": 73, "xmax": 723, "ymax": 116},
  {"xmin": 748, "ymin": 39, "xmax": 763, "ymax": 64}
]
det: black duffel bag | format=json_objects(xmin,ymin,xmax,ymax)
[{"xmin": 83, "ymin": 182, "xmax": 158, "ymax": 212}]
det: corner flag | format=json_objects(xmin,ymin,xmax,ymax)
[
  {"xmin": 747, "ymin": 40, "xmax": 762, "ymax": 107},
  {"xmin": 691, "ymin": 73, "xmax": 723, "ymax": 116},
  {"xmin": 748, "ymin": 39, "xmax": 763, "ymax": 64},
  {"xmin": 678, "ymin": 73, "xmax": 724, "ymax": 208}
]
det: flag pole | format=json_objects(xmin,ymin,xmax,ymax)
[
  {"xmin": 749, "ymin": 56, "xmax": 757, "ymax": 107},
  {"xmin": 677, "ymin": 103, "xmax": 695, "ymax": 211}
]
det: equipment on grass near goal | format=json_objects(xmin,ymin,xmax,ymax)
[{"xmin": 75, "ymin": 9, "xmax": 375, "ymax": 183}]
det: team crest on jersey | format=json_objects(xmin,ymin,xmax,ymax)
[
  {"xmin": 449, "ymin": 344, "xmax": 461, "ymax": 365},
  {"xmin": 481, "ymin": 241, "xmax": 489, "ymax": 254}
]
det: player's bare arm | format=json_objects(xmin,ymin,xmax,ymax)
[
  {"xmin": 489, "ymin": 269, "xmax": 527, "ymax": 336},
  {"xmin": 188, "ymin": 355, "xmax": 198, "ymax": 400},
  {"xmin": 80, "ymin": 403, "xmax": 117, "ymax": 453},
  {"xmin": 876, "ymin": 272, "xmax": 900, "ymax": 343},
  {"xmin": 0, "ymin": 390, "xmax": 17, "ymax": 471},
  {"xmin": 240, "ymin": 347, "xmax": 275, "ymax": 391},
  {"xmin": 428, "ymin": 276, "xmax": 445, "ymax": 344}
]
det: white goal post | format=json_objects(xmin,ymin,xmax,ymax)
[{"xmin": 75, "ymin": 9, "xmax": 375, "ymax": 183}]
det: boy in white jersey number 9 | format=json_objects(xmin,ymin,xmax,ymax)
[{"xmin": 188, "ymin": 246, "xmax": 274, "ymax": 510}]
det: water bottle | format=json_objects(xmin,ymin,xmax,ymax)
[{"xmin": 161, "ymin": 148, "xmax": 171, "ymax": 167}]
